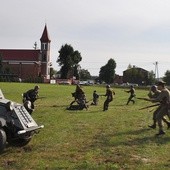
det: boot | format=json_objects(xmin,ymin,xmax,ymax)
[
  {"xmin": 155, "ymin": 130, "xmax": 165, "ymax": 136},
  {"xmin": 148, "ymin": 124, "xmax": 156, "ymax": 129}
]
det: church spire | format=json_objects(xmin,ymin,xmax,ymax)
[{"xmin": 40, "ymin": 24, "xmax": 51, "ymax": 43}]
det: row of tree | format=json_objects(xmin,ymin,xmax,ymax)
[
  {"xmin": 0, "ymin": 43, "xmax": 169, "ymax": 85},
  {"xmin": 55, "ymin": 44, "xmax": 170, "ymax": 85},
  {"xmin": 56, "ymin": 44, "xmax": 116, "ymax": 83}
]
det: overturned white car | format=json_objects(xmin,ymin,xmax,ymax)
[{"xmin": 0, "ymin": 90, "xmax": 44, "ymax": 153}]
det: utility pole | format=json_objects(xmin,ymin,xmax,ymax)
[{"xmin": 153, "ymin": 61, "xmax": 159, "ymax": 81}]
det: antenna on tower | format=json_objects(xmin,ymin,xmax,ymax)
[{"xmin": 153, "ymin": 61, "xmax": 159, "ymax": 81}]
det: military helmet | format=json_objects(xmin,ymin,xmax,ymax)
[
  {"xmin": 106, "ymin": 85, "xmax": 110, "ymax": 88},
  {"xmin": 157, "ymin": 81, "xmax": 166, "ymax": 86},
  {"xmin": 34, "ymin": 85, "xmax": 40, "ymax": 90}
]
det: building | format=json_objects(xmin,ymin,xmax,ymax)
[
  {"xmin": 114, "ymin": 74, "xmax": 123, "ymax": 84},
  {"xmin": 0, "ymin": 25, "xmax": 51, "ymax": 82},
  {"xmin": 123, "ymin": 66, "xmax": 149, "ymax": 85}
]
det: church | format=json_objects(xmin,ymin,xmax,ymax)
[{"xmin": 0, "ymin": 25, "xmax": 51, "ymax": 82}]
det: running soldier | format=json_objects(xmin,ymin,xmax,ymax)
[
  {"xmin": 148, "ymin": 85, "xmax": 170, "ymax": 130},
  {"xmin": 125, "ymin": 85, "xmax": 136, "ymax": 105},
  {"xmin": 149, "ymin": 81, "xmax": 170, "ymax": 136},
  {"xmin": 103, "ymin": 85, "xmax": 115, "ymax": 111}
]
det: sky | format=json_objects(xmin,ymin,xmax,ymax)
[{"xmin": 1, "ymin": 0, "xmax": 170, "ymax": 77}]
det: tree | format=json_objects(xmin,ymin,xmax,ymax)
[
  {"xmin": 73, "ymin": 64, "xmax": 81, "ymax": 80},
  {"xmin": 57, "ymin": 44, "xmax": 82, "ymax": 79},
  {"xmin": 79, "ymin": 69, "xmax": 91, "ymax": 80},
  {"xmin": 163, "ymin": 70, "xmax": 170, "ymax": 85},
  {"xmin": 148, "ymin": 70, "xmax": 156, "ymax": 85},
  {"xmin": 99, "ymin": 58, "xmax": 116, "ymax": 84},
  {"xmin": 50, "ymin": 67, "xmax": 57, "ymax": 79}
]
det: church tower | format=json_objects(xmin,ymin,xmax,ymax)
[{"xmin": 40, "ymin": 24, "xmax": 51, "ymax": 79}]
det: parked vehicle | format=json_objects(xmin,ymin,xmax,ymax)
[{"xmin": 0, "ymin": 89, "xmax": 44, "ymax": 153}]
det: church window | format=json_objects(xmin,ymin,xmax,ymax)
[
  {"xmin": 42, "ymin": 43, "xmax": 47, "ymax": 50},
  {"xmin": 43, "ymin": 54, "xmax": 46, "ymax": 61}
]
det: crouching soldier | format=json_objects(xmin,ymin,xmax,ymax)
[
  {"xmin": 91, "ymin": 90, "xmax": 99, "ymax": 105},
  {"xmin": 78, "ymin": 92, "xmax": 89, "ymax": 110},
  {"xmin": 23, "ymin": 85, "xmax": 40, "ymax": 114},
  {"xmin": 69, "ymin": 84, "xmax": 84, "ymax": 107}
]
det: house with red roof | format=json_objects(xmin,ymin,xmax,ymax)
[{"xmin": 0, "ymin": 25, "xmax": 51, "ymax": 82}]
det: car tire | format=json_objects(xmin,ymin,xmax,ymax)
[
  {"xmin": 8, "ymin": 137, "xmax": 32, "ymax": 147},
  {"xmin": 0, "ymin": 128, "xmax": 7, "ymax": 153}
]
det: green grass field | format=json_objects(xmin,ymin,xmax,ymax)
[{"xmin": 0, "ymin": 82, "xmax": 170, "ymax": 170}]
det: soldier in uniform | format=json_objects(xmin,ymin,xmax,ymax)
[
  {"xmin": 149, "ymin": 81, "xmax": 170, "ymax": 135},
  {"xmin": 77, "ymin": 92, "xmax": 89, "ymax": 110},
  {"xmin": 91, "ymin": 90, "xmax": 99, "ymax": 105},
  {"xmin": 148, "ymin": 85, "xmax": 160, "ymax": 99},
  {"xmin": 148, "ymin": 85, "xmax": 170, "ymax": 129},
  {"xmin": 23, "ymin": 85, "xmax": 40, "ymax": 113},
  {"xmin": 125, "ymin": 85, "xmax": 136, "ymax": 105},
  {"xmin": 69, "ymin": 84, "xmax": 89, "ymax": 110},
  {"xmin": 69, "ymin": 84, "xmax": 84, "ymax": 107},
  {"xmin": 103, "ymin": 85, "xmax": 115, "ymax": 111}
]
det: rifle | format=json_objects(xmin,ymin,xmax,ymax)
[
  {"xmin": 137, "ymin": 97, "xmax": 151, "ymax": 102},
  {"xmin": 36, "ymin": 96, "xmax": 46, "ymax": 100},
  {"xmin": 139, "ymin": 103, "xmax": 160, "ymax": 110},
  {"xmin": 99, "ymin": 94, "xmax": 105, "ymax": 97}
]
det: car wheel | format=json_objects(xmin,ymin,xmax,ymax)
[{"xmin": 0, "ymin": 128, "xmax": 7, "ymax": 153}]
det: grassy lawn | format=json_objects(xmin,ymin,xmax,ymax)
[{"xmin": 0, "ymin": 82, "xmax": 170, "ymax": 170}]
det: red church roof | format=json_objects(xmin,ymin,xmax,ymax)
[
  {"xmin": 40, "ymin": 25, "xmax": 51, "ymax": 43},
  {"xmin": 0, "ymin": 49, "xmax": 41, "ymax": 61}
]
